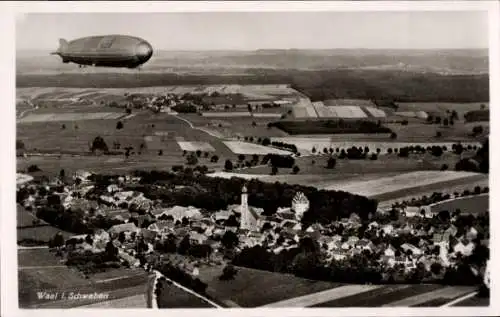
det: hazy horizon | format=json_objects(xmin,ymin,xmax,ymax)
[{"xmin": 16, "ymin": 11, "xmax": 489, "ymax": 51}]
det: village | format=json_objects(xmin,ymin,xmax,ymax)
[{"xmin": 17, "ymin": 168, "xmax": 489, "ymax": 285}]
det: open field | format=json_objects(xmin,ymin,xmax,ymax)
[
  {"xmin": 397, "ymin": 102, "xmax": 488, "ymax": 119},
  {"xmin": 236, "ymin": 151, "xmax": 470, "ymax": 177},
  {"xmin": 78, "ymin": 293, "xmax": 148, "ymax": 308},
  {"xmin": 18, "ymin": 248, "xmax": 65, "ymax": 267},
  {"xmin": 210, "ymin": 169, "xmax": 487, "ymax": 204},
  {"xmin": 452, "ymin": 294, "xmax": 489, "ymax": 307},
  {"xmin": 17, "ymin": 204, "xmax": 48, "ymax": 228},
  {"xmin": 323, "ymin": 171, "xmax": 482, "ymax": 197},
  {"xmin": 16, "ymin": 84, "xmax": 301, "ymax": 105},
  {"xmin": 377, "ymin": 177, "xmax": 489, "ymax": 209},
  {"xmin": 17, "ymin": 109, "xmax": 240, "ymax": 172},
  {"xmin": 196, "ymin": 266, "xmax": 480, "ymax": 308},
  {"xmin": 18, "ymin": 112, "xmax": 126, "ymax": 123},
  {"xmin": 223, "ymin": 141, "xmax": 293, "ymax": 155},
  {"xmin": 309, "ymin": 284, "xmax": 476, "ymax": 307},
  {"xmin": 17, "ymin": 154, "xmax": 225, "ymax": 177},
  {"xmin": 201, "ymin": 112, "xmax": 282, "ymax": 118},
  {"xmin": 198, "ymin": 266, "xmax": 341, "ymax": 307},
  {"xmin": 177, "ymin": 141, "xmax": 215, "ymax": 152},
  {"xmin": 364, "ymin": 106, "xmax": 387, "ymax": 118},
  {"xmin": 18, "ymin": 226, "xmax": 74, "ymax": 243},
  {"xmin": 178, "ymin": 113, "xmax": 287, "ymax": 138},
  {"xmin": 271, "ymin": 136, "xmax": 481, "ymax": 155},
  {"xmin": 157, "ymin": 283, "xmax": 215, "ymax": 308},
  {"xmin": 370, "ymin": 173, "xmax": 488, "ymax": 202}
]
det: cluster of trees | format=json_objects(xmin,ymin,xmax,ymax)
[
  {"xmin": 471, "ymin": 125, "xmax": 485, "ymax": 137},
  {"xmin": 64, "ymin": 241, "xmax": 120, "ymax": 275},
  {"xmin": 268, "ymin": 119, "xmax": 392, "ymax": 135},
  {"xmin": 154, "ymin": 234, "xmax": 213, "ymax": 259},
  {"xmin": 338, "ymin": 146, "xmax": 369, "ymax": 160},
  {"xmin": 90, "ymin": 136, "xmax": 109, "ymax": 153},
  {"xmin": 36, "ymin": 201, "xmax": 125, "ymax": 234},
  {"xmin": 464, "ymin": 110, "xmax": 489, "ymax": 123},
  {"xmin": 426, "ymin": 113, "xmax": 457, "ymax": 126},
  {"xmin": 266, "ymin": 141, "xmax": 298, "ymax": 153},
  {"xmin": 172, "ymin": 103, "xmax": 198, "ymax": 113},
  {"xmin": 154, "ymin": 261, "xmax": 208, "ymax": 297},
  {"xmin": 395, "ymin": 186, "xmax": 489, "ymax": 209},
  {"xmin": 132, "ymin": 169, "xmax": 378, "ymax": 225},
  {"xmin": 455, "ymin": 138, "xmax": 489, "ymax": 173},
  {"xmin": 261, "ymin": 154, "xmax": 295, "ymax": 168},
  {"xmin": 16, "ymin": 140, "xmax": 25, "ymax": 150}
]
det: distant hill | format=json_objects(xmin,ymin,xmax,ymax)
[{"xmin": 16, "ymin": 49, "xmax": 488, "ymax": 75}]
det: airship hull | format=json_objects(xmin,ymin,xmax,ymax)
[{"xmin": 52, "ymin": 35, "xmax": 153, "ymax": 69}]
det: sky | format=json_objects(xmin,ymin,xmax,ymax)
[{"xmin": 16, "ymin": 11, "xmax": 489, "ymax": 51}]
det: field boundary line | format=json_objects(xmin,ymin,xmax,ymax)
[
  {"xmin": 441, "ymin": 291, "xmax": 478, "ymax": 307},
  {"xmin": 19, "ymin": 265, "xmax": 67, "ymax": 270},
  {"xmin": 170, "ymin": 114, "xmax": 224, "ymax": 139},
  {"xmin": 153, "ymin": 270, "xmax": 222, "ymax": 308},
  {"xmin": 261, "ymin": 284, "xmax": 381, "ymax": 307},
  {"xmin": 18, "ymin": 245, "xmax": 49, "ymax": 250}
]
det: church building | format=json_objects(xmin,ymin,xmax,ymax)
[{"xmin": 239, "ymin": 185, "xmax": 264, "ymax": 231}]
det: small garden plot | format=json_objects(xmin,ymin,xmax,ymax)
[
  {"xmin": 177, "ymin": 141, "xmax": 216, "ymax": 152},
  {"xmin": 224, "ymin": 141, "xmax": 292, "ymax": 155}
]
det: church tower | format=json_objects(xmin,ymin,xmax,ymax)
[{"xmin": 240, "ymin": 184, "xmax": 249, "ymax": 229}]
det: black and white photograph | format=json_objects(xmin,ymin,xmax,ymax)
[{"xmin": 4, "ymin": 1, "xmax": 498, "ymax": 314}]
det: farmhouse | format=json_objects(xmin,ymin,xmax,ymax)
[
  {"xmin": 108, "ymin": 223, "xmax": 139, "ymax": 238},
  {"xmin": 154, "ymin": 206, "xmax": 203, "ymax": 221}
]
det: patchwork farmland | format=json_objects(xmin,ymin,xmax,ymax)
[{"xmin": 18, "ymin": 248, "xmax": 150, "ymax": 308}]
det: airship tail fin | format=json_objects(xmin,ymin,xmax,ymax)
[
  {"xmin": 51, "ymin": 39, "xmax": 69, "ymax": 55},
  {"xmin": 57, "ymin": 38, "xmax": 69, "ymax": 52}
]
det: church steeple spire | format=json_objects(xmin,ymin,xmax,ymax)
[{"xmin": 240, "ymin": 184, "xmax": 249, "ymax": 229}]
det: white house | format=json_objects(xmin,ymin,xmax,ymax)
[
  {"xmin": 382, "ymin": 224, "xmax": 395, "ymax": 235},
  {"xmin": 453, "ymin": 240, "xmax": 475, "ymax": 257},
  {"xmin": 384, "ymin": 245, "xmax": 396, "ymax": 258},
  {"xmin": 401, "ymin": 243, "xmax": 423, "ymax": 256}
]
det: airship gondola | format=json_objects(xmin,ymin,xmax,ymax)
[{"xmin": 51, "ymin": 34, "xmax": 153, "ymax": 69}]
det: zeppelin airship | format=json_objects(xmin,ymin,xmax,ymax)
[{"xmin": 51, "ymin": 34, "xmax": 153, "ymax": 69}]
